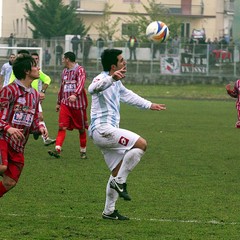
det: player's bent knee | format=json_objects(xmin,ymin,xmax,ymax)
[
  {"xmin": 0, "ymin": 165, "xmax": 7, "ymax": 174},
  {"xmin": 3, "ymin": 178, "xmax": 17, "ymax": 190},
  {"xmin": 134, "ymin": 137, "xmax": 147, "ymax": 151}
]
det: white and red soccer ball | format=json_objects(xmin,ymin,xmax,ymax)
[{"xmin": 146, "ymin": 21, "xmax": 169, "ymax": 43}]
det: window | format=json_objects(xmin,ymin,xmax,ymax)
[
  {"xmin": 168, "ymin": 8, "xmax": 181, "ymax": 14},
  {"xmin": 71, "ymin": 0, "xmax": 80, "ymax": 8},
  {"xmin": 181, "ymin": 23, "xmax": 190, "ymax": 38}
]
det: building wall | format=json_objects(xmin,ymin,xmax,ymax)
[{"xmin": 0, "ymin": 0, "xmax": 234, "ymax": 42}]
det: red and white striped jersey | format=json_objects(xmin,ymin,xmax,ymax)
[
  {"xmin": 0, "ymin": 80, "xmax": 41, "ymax": 152},
  {"xmin": 233, "ymin": 79, "xmax": 240, "ymax": 109},
  {"xmin": 57, "ymin": 63, "xmax": 87, "ymax": 109}
]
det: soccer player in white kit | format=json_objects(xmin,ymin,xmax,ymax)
[{"xmin": 88, "ymin": 49, "xmax": 166, "ymax": 220}]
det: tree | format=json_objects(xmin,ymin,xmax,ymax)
[
  {"xmin": 127, "ymin": 0, "xmax": 182, "ymax": 42},
  {"xmin": 25, "ymin": 0, "xmax": 89, "ymax": 39},
  {"xmin": 94, "ymin": 3, "xmax": 120, "ymax": 41}
]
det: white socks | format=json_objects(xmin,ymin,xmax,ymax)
[
  {"xmin": 39, "ymin": 121, "xmax": 48, "ymax": 141},
  {"xmin": 116, "ymin": 148, "xmax": 144, "ymax": 184},
  {"xmin": 103, "ymin": 175, "xmax": 118, "ymax": 215},
  {"xmin": 103, "ymin": 148, "xmax": 145, "ymax": 214}
]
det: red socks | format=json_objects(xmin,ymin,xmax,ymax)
[
  {"xmin": 56, "ymin": 129, "xmax": 66, "ymax": 147},
  {"xmin": 79, "ymin": 130, "xmax": 87, "ymax": 148}
]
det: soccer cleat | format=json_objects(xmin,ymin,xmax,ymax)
[
  {"xmin": 80, "ymin": 152, "xmax": 87, "ymax": 159},
  {"xmin": 48, "ymin": 149, "xmax": 61, "ymax": 158},
  {"xmin": 235, "ymin": 121, "xmax": 240, "ymax": 128},
  {"xmin": 44, "ymin": 138, "xmax": 56, "ymax": 146},
  {"xmin": 102, "ymin": 210, "xmax": 129, "ymax": 220},
  {"xmin": 33, "ymin": 132, "xmax": 40, "ymax": 140},
  {"xmin": 110, "ymin": 179, "xmax": 131, "ymax": 201}
]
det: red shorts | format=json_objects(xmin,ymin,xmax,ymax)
[
  {"xmin": 59, "ymin": 104, "xmax": 88, "ymax": 130},
  {"xmin": 0, "ymin": 139, "xmax": 24, "ymax": 182}
]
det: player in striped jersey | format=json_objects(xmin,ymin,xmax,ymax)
[
  {"xmin": 88, "ymin": 49, "xmax": 166, "ymax": 220},
  {"xmin": 226, "ymin": 80, "xmax": 240, "ymax": 128},
  {"xmin": 0, "ymin": 54, "xmax": 48, "ymax": 197},
  {"xmin": 48, "ymin": 51, "xmax": 88, "ymax": 159},
  {"xmin": 8, "ymin": 50, "xmax": 56, "ymax": 146}
]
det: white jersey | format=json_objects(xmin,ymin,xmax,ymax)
[
  {"xmin": 88, "ymin": 71, "xmax": 152, "ymax": 134},
  {"xmin": 1, "ymin": 62, "xmax": 12, "ymax": 87}
]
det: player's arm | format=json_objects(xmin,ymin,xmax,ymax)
[
  {"xmin": 74, "ymin": 68, "xmax": 86, "ymax": 94},
  {"xmin": 69, "ymin": 67, "xmax": 86, "ymax": 102},
  {"xmin": 226, "ymin": 84, "xmax": 237, "ymax": 98},
  {"xmin": 38, "ymin": 71, "xmax": 51, "ymax": 100},
  {"xmin": 0, "ymin": 75, "xmax": 3, "ymax": 89}
]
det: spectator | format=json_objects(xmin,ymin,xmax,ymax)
[
  {"xmin": 71, "ymin": 35, "xmax": 81, "ymax": 58},
  {"xmin": 128, "ymin": 36, "xmax": 138, "ymax": 61},
  {"xmin": 7, "ymin": 33, "xmax": 14, "ymax": 55},
  {"xmin": 171, "ymin": 35, "xmax": 180, "ymax": 54},
  {"xmin": 31, "ymin": 41, "xmax": 38, "ymax": 48},
  {"xmin": 108, "ymin": 36, "xmax": 114, "ymax": 49},
  {"xmin": 96, "ymin": 35, "xmax": 105, "ymax": 59},
  {"xmin": 55, "ymin": 43, "xmax": 64, "ymax": 65},
  {"xmin": 83, "ymin": 34, "xmax": 93, "ymax": 65},
  {"xmin": 44, "ymin": 49, "xmax": 51, "ymax": 65}
]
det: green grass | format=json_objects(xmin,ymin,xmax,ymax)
[{"xmin": 1, "ymin": 84, "xmax": 240, "ymax": 239}]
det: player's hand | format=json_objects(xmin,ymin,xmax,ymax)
[
  {"xmin": 7, "ymin": 127, "xmax": 25, "ymax": 141},
  {"xmin": 150, "ymin": 103, "xmax": 166, "ymax": 111},
  {"xmin": 40, "ymin": 127, "xmax": 48, "ymax": 140},
  {"xmin": 39, "ymin": 92, "xmax": 45, "ymax": 101},
  {"xmin": 56, "ymin": 104, "xmax": 60, "ymax": 112},
  {"xmin": 225, "ymin": 84, "xmax": 231, "ymax": 91},
  {"xmin": 68, "ymin": 95, "xmax": 77, "ymax": 102},
  {"xmin": 112, "ymin": 66, "xmax": 126, "ymax": 81}
]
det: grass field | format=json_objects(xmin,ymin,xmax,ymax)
[{"xmin": 1, "ymin": 84, "xmax": 240, "ymax": 239}]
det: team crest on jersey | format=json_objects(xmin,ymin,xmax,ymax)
[
  {"xmin": 118, "ymin": 136, "xmax": 129, "ymax": 146},
  {"xmin": 17, "ymin": 97, "xmax": 26, "ymax": 105},
  {"xmin": 14, "ymin": 104, "xmax": 21, "ymax": 111}
]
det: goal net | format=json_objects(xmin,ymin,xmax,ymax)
[{"xmin": 0, "ymin": 46, "xmax": 43, "ymax": 69}]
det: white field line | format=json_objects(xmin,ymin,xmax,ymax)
[{"xmin": 6, "ymin": 213, "xmax": 239, "ymax": 225}]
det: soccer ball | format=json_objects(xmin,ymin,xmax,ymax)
[{"xmin": 146, "ymin": 21, "xmax": 169, "ymax": 42}]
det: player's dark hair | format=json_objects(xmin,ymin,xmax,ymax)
[
  {"xmin": 64, "ymin": 51, "xmax": 76, "ymax": 62},
  {"xmin": 101, "ymin": 49, "xmax": 122, "ymax": 71},
  {"xmin": 31, "ymin": 52, "xmax": 39, "ymax": 57},
  {"xmin": 17, "ymin": 49, "xmax": 30, "ymax": 55},
  {"xmin": 13, "ymin": 54, "xmax": 36, "ymax": 80}
]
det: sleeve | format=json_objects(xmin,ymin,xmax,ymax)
[
  {"xmin": 119, "ymin": 83, "xmax": 152, "ymax": 109},
  {"xmin": 9, "ymin": 71, "xmax": 16, "ymax": 84},
  {"xmin": 39, "ymin": 71, "xmax": 51, "ymax": 85},
  {"xmin": 0, "ymin": 64, "xmax": 5, "ymax": 76},
  {"xmin": 88, "ymin": 74, "xmax": 115, "ymax": 94},
  {"xmin": 227, "ymin": 81, "xmax": 238, "ymax": 98},
  {"xmin": 0, "ymin": 87, "xmax": 13, "ymax": 132},
  {"xmin": 74, "ymin": 67, "xmax": 86, "ymax": 96},
  {"xmin": 29, "ymin": 95, "xmax": 44, "ymax": 133}
]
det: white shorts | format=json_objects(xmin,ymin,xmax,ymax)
[{"xmin": 91, "ymin": 124, "xmax": 140, "ymax": 171}]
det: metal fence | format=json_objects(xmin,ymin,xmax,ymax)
[{"xmin": 1, "ymin": 37, "xmax": 239, "ymax": 83}]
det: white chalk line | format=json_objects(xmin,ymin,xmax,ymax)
[{"xmin": 5, "ymin": 213, "xmax": 239, "ymax": 225}]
